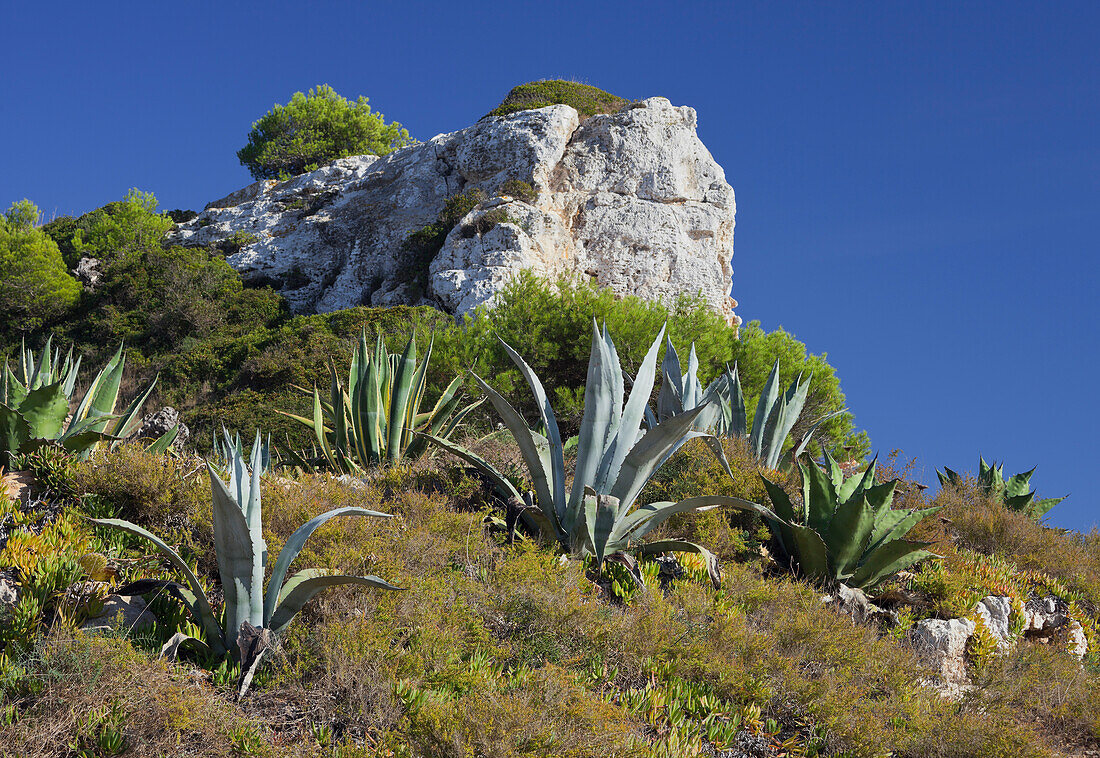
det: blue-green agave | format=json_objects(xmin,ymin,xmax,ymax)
[
  {"xmin": 91, "ymin": 431, "xmax": 402, "ymax": 695},
  {"xmin": 937, "ymin": 456, "xmax": 1066, "ymax": 520},
  {"xmin": 281, "ymin": 331, "xmax": 481, "ymax": 472},
  {"xmin": 1, "ymin": 337, "xmax": 172, "ymax": 467},
  {"xmin": 425, "ymin": 322, "xmax": 763, "ymax": 586},
  {"xmin": 654, "ymin": 338, "xmax": 843, "ymax": 469},
  {"xmin": 759, "ymin": 451, "xmax": 940, "ymax": 589}
]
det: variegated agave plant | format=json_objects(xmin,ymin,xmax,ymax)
[
  {"xmin": 759, "ymin": 451, "xmax": 940, "ymax": 589},
  {"xmin": 281, "ymin": 331, "xmax": 482, "ymax": 473},
  {"xmin": 426, "ymin": 322, "xmax": 765, "ymax": 587},
  {"xmin": 91, "ymin": 431, "xmax": 402, "ymax": 696},
  {"xmin": 653, "ymin": 337, "xmax": 843, "ymax": 470},
  {"xmin": 1, "ymin": 337, "xmax": 174, "ymax": 467}
]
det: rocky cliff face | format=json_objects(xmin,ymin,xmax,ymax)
[{"xmin": 170, "ymin": 97, "xmax": 739, "ymax": 327}]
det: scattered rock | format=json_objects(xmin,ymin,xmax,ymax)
[
  {"xmin": 974, "ymin": 595, "xmax": 1015, "ymax": 651},
  {"xmin": 73, "ymin": 256, "xmax": 102, "ymax": 288},
  {"xmin": 169, "ymin": 97, "xmax": 739, "ymax": 327},
  {"xmin": 1023, "ymin": 596, "xmax": 1089, "ymax": 659},
  {"xmin": 1022, "ymin": 596, "xmax": 1071, "ymax": 635},
  {"xmin": 130, "ymin": 407, "xmax": 190, "ymax": 451},
  {"xmin": 0, "ymin": 569, "xmax": 19, "ymax": 608},
  {"xmin": 823, "ymin": 583, "xmax": 897, "ymax": 628},
  {"xmin": 333, "ymin": 474, "xmax": 367, "ymax": 490},
  {"xmin": 1, "ymin": 470, "xmax": 35, "ymax": 506},
  {"xmin": 81, "ymin": 594, "xmax": 157, "ymax": 633},
  {"xmin": 709, "ymin": 730, "xmax": 777, "ymax": 757},
  {"xmin": 909, "ymin": 618, "xmax": 976, "ymax": 692}
]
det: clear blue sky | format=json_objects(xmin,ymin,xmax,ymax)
[{"xmin": 2, "ymin": 1, "xmax": 1097, "ymax": 530}]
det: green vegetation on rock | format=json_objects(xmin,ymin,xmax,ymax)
[
  {"xmin": 237, "ymin": 84, "xmax": 410, "ymax": 180},
  {"xmin": 484, "ymin": 79, "xmax": 630, "ymax": 119}
]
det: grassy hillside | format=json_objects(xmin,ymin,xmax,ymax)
[{"xmin": 0, "ymin": 437, "xmax": 1096, "ymax": 757}]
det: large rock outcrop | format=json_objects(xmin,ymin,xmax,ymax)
[{"xmin": 170, "ymin": 97, "xmax": 739, "ymax": 326}]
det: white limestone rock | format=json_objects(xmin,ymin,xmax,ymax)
[
  {"xmin": 909, "ymin": 618, "xmax": 975, "ymax": 690},
  {"xmin": 170, "ymin": 98, "xmax": 739, "ymax": 326},
  {"xmin": 431, "ymin": 198, "xmax": 577, "ymax": 315},
  {"xmin": 974, "ymin": 595, "xmax": 1015, "ymax": 651}
]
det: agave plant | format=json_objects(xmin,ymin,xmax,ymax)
[
  {"xmin": 653, "ymin": 338, "xmax": 843, "ymax": 469},
  {"xmin": 1, "ymin": 337, "xmax": 169, "ymax": 467},
  {"xmin": 937, "ymin": 456, "xmax": 1066, "ymax": 520},
  {"xmin": 757, "ymin": 451, "xmax": 940, "ymax": 589},
  {"xmin": 425, "ymin": 322, "xmax": 764, "ymax": 587},
  {"xmin": 280, "ymin": 331, "xmax": 481, "ymax": 473},
  {"xmin": 213, "ymin": 428, "xmax": 273, "ymax": 475},
  {"xmin": 91, "ymin": 431, "xmax": 402, "ymax": 696}
]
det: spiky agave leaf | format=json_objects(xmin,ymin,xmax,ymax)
[
  {"xmin": 760, "ymin": 454, "xmax": 940, "ymax": 588},
  {"xmin": 423, "ymin": 323, "xmax": 740, "ymax": 574},
  {"xmin": 262, "ymin": 505, "xmax": 394, "ymax": 624},
  {"xmin": 938, "ymin": 456, "xmax": 1067, "ymax": 521},
  {"xmin": 280, "ymin": 330, "xmax": 478, "ymax": 472},
  {"xmin": 87, "ymin": 518, "xmax": 226, "ymax": 655}
]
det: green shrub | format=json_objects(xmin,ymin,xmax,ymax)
[
  {"xmin": 0, "ymin": 200, "xmax": 81, "ymax": 336},
  {"xmin": 500, "ymin": 179, "xmax": 538, "ymax": 203},
  {"xmin": 237, "ymin": 84, "xmax": 410, "ymax": 180},
  {"xmin": 485, "ymin": 80, "xmax": 630, "ymax": 120},
  {"xmin": 400, "ymin": 189, "xmax": 485, "ymax": 297},
  {"xmin": 69, "ymin": 189, "xmax": 173, "ymax": 263},
  {"xmin": 429, "ymin": 273, "xmax": 865, "ymax": 454}
]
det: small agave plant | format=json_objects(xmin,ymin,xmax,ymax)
[
  {"xmin": 758, "ymin": 451, "xmax": 941, "ymax": 589},
  {"xmin": 1, "ymin": 337, "xmax": 174, "ymax": 467},
  {"xmin": 937, "ymin": 456, "xmax": 1066, "ymax": 521},
  {"xmin": 653, "ymin": 338, "xmax": 843, "ymax": 470},
  {"xmin": 91, "ymin": 431, "xmax": 402, "ymax": 696},
  {"xmin": 426, "ymin": 322, "xmax": 764, "ymax": 587},
  {"xmin": 281, "ymin": 331, "xmax": 482, "ymax": 472}
]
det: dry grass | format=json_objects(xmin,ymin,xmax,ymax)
[
  {"xmin": 5, "ymin": 447, "xmax": 1096, "ymax": 756},
  {"xmin": 0, "ymin": 632, "xmax": 257, "ymax": 757}
]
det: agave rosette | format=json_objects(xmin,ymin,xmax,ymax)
[{"xmin": 426, "ymin": 321, "xmax": 768, "ymax": 586}]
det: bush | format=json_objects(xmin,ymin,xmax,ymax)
[
  {"xmin": 400, "ymin": 189, "xmax": 485, "ymax": 297},
  {"xmin": 66, "ymin": 189, "xmax": 173, "ymax": 264},
  {"xmin": 0, "ymin": 200, "xmax": 81, "ymax": 336},
  {"xmin": 237, "ymin": 84, "xmax": 410, "ymax": 180},
  {"xmin": 429, "ymin": 273, "xmax": 866, "ymax": 454},
  {"xmin": 484, "ymin": 80, "xmax": 630, "ymax": 120},
  {"xmin": 500, "ymin": 179, "xmax": 538, "ymax": 203}
]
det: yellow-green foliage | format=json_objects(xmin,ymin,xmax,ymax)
[
  {"xmin": 915, "ymin": 478, "xmax": 1100, "ymax": 612},
  {"xmin": 72, "ymin": 445, "xmax": 215, "ymax": 571},
  {"xmin": 485, "ymin": 80, "xmax": 630, "ymax": 120},
  {"xmin": 899, "ymin": 477, "xmax": 1100, "ymax": 666},
  {"xmin": 0, "ymin": 633, "xmax": 262, "ymax": 757},
  {"xmin": 0, "ymin": 450, "xmax": 1091, "ymax": 756}
]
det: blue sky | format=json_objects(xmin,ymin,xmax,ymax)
[{"xmin": 2, "ymin": 1, "xmax": 1097, "ymax": 530}]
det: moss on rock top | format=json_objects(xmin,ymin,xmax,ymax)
[{"xmin": 484, "ymin": 80, "xmax": 630, "ymax": 119}]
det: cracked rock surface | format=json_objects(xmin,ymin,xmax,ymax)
[{"xmin": 170, "ymin": 97, "xmax": 739, "ymax": 326}]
